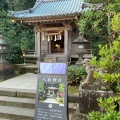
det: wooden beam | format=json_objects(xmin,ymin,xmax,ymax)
[
  {"xmin": 13, "ymin": 16, "xmax": 78, "ymax": 23},
  {"xmin": 40, "ymin": 27, "xmax": 64, "ymax": 31},
  {"xmin": 33, "ymin": 20, "xmax": 73, "ymax": 25}
]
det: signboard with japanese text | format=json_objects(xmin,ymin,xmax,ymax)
[{"xmin": 34, "ymin": 63, "xmax": 68, "ymax": 120}]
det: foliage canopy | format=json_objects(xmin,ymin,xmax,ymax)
[
  {"xmin": 80, "ymin": 0, "xmax": 120, "ymax": 119},
  {"xmin": 77, "ymin": 0, "xmax": 120, "ymax": 55},
  {"xmin": 0, "ymin": 0, "xmax": 36, "ymax": 63}
]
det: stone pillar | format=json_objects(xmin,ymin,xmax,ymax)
[{"xmin": 64, "ymin": 28, "xmax": 69, "ymax": 62}]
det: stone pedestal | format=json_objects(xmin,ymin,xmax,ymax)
[
  {"xmin": 0, "ymin": 61, "xmax": 14, "ymax": 81},
  {"xmin": 76, "ymin": 85, "xmax": 114, "ymax": 119}
]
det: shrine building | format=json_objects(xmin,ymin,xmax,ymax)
[{"xmin": 9, "ymin": 0, "xmax": 89, "ymax": 63}]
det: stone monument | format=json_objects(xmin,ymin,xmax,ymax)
[{"xmin": 76, "ymin": 58, "xmax": 114, "ymax": 120}]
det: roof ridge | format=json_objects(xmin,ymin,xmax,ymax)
[
  {"xmin": 43, "ymin": 0, "xmax": 70, "ymax": 3},
  {"xmin": 9, "ymin": 0, "xmax": 86, "ymax": 19}
]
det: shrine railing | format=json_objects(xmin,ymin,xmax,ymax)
[
  {"xmin": 22, "ymin": 50, "xmax": 48, "ymax": 64},
  {"xmin": 22, "ymin": 49, "xmax": 93, "ymax": 64}
]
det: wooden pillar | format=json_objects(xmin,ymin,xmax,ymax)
[
  {"xmin": 68, "ymin": 30, "xmax": 72, "ymax": 50},
  {"xmin": 64, "ymin": 28, "xmax": 69, "ymax": 62},
  {"xmin": 35, "ymin": 31, "xmax": 37, "ymax": 53},
  {"xmin": 37, "ymin": 29, "xmax": 41, "ymax": 62},
  {"xmin": 49, "ymin": 40, "xmax": 51, "ymax": 54}
]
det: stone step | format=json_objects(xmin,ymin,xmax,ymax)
[
  {"xmin": 0, "ymin": 88, "xmax": 17, "ymax": 97},
  {"xmin": 0, "ymin": 88, "xmax": 36, "ymax": 98},
  {"xmin": 0, "ymin": 105, "xmax": 34, "ymax": 120},
  {"xmin": 0, "ymin": 96, "xmax": 35, "ymax": 109},
  {"xmin": 17, "ymin": 89, "xmax": 36, "ymax": 99},
  {"xmin": 0, "ymin": 104, "xmax": 76, "ymax": 120},
  {"xmin": 0, "ymin": 96, "xmax": 77, "ymax": 112},
  {"xmin": 0, "ymin": 88, "xmax": 79, "ymax": 102},
  {"xmin": 44, "ymin": 57, "xmax": 65, "ymax": 62},
  {"xmin": 44, "ymin": 57, "xmax": 57, "ymax": 62},
  {"xmin": 0, "ymin": 118, "xmax": 10, "ymax": 120}
]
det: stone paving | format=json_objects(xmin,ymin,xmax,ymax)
[{"xmin": 0, "ymin": 73, "xmax": 37, "ymax": 90}]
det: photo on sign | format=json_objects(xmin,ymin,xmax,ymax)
[
  {"xmin": 40, "ymin": 63, "xmax": 67, "ymax": 74},
  {"xmin": 38, "ymin": 83, "xmax": 65, "ymax": 106}
]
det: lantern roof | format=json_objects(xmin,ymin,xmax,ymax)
[
  {"xmin": 9, "ymin": 0, "xmax": 87, "ymax": 20},
  {"xmin": 72, "ymin": 33, "xmax": 89, "ymax": 44}
]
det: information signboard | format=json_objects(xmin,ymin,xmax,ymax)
[{"xmin": 34, "ymin": 63, "xmax": 68, "ymax": 120}]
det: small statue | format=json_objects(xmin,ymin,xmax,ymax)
[{"xmin": 79, "ymin": 59, "xmax": 94, "ymax": 91}]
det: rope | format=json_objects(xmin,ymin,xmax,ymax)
[{"xmin": 39, "ymin": 27, "xmax": 65, "ymax": 35}]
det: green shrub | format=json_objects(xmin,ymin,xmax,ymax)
[
  {"xmin": 88, "ymin": 111, "xmax": 120, "ymax": 120},
  {"xmin": 88, "ymin": 97, "xmax": 120, "ymax": 120},
  {"xmin": 68, "ymin": 65, "xmax": 87, "ymax": 85}
]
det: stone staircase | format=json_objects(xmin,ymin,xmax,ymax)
[
  {"xmin": 43, "ymin": 54, "xmax": 66, "ymax": 62},
  {"xmin": 0, "ymin": 88, "xmax": 79, "ymax": 120},
  {"xmin": 44, "ymin": 56, "xmax": 65, "ymax": 62}
]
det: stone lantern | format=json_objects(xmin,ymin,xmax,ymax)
[
  {"xmin": 0, "ymin": 32, "xmax": 14, "ymax": 81},
  {"xmin": 72, "ymin": 33, "xmax": 91, "ymax": 65}
]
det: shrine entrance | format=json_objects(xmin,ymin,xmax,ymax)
[
  {"xmin": 41, "ymin": 25, "xmax": 65, "ymax": 54},
  {"xmin": 51, "ymin": 35, "xmax": 64, "ymax": 53}
]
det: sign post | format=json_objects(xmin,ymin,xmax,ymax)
[{"xmin": 34, "ymin": 62, "xmax": 68, "ymax": 120}]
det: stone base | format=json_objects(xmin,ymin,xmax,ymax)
[
  {"xmin": 79, "ymin": 85, "xmax": 114, "ymax": 115},
  {"xmin": 0, "ymin": 74, "xmax": 14, "ymax": 81},
  {"xmin": 0, "ymin": 66, "xmax": 15, "ymax": 81}
]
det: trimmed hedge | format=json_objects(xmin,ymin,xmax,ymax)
[{"xmin": 68, "ymin": 65, "xmax": 87, "ymax": 85}]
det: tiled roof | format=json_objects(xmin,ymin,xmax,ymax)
[{"xmin": 9, "ymin": 0, "xmax": 85, "ymax": 19}]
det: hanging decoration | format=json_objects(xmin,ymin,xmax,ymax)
[
  {"xmin": 42, "ymin": 34, "xmax": 45, "ymax": 41},
  {"xmin": 54, "ymin": 35, "xmax": 56, "ymax": 41},
  {"xmin": 48, "ymin": 35, "xmax": 50, "ymax": 42},
  {"xmin": 56, "ymin": 34, "xmax": 62, "ymax": 40},
  {"xmin": 60, "ymin": 34, "xmax": 62, "ymax": 40},
  {"xmin": 50, "ymin": 35, "xmax": 53, "ymax": 40},
  {"xmin": 59, "ymin": 34, "xmax": 62, "ymax": 40},
  {"xmin": 36, "ymin": 25, "xmax": 70, "ymax": 41}
]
